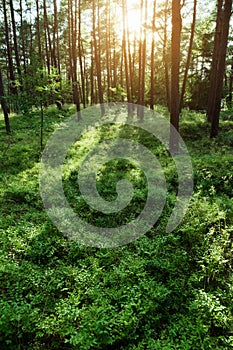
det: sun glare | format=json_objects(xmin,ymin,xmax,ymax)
[
  {"xmin": 126, "ymin": 4, "xmax": 142, "ymax": 38},
  {"xmin": 114, "ymin": 0, "xmax": 156, "ymax": 43}
]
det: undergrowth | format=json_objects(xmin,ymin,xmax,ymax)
[{"xmin": 0, "ymin": 105, "xmax": 232, "ymax": 349}]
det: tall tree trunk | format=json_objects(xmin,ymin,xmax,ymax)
[
  {"xmin": 105, "ymin": 0, "xmax": 111, "ymax": 102},
  {"xmin": 137, "ymin": 0, "xmax": 144, "ymax": 114},
  {"xmin": 228, "ymin": 58, "xmax": 233, "ymax": 108},
  {"xmin": 78, "ymin": 0, "xmax": 86, "ymax": 108},
  {"xmin": 29, "ymin": 16, "xmax": 34, "ymax": 59},
  {"xmin": 112, "ymin": 1, "xmax": 118, "ymax": 92},
  {"xmin": 113, "ymin": 36, "xmax": 117, "ymax": 90},
  {"xmin": 0, "ymin": 70, "xmax": 11, "ymax": 134},
  {"xmin": 2, "ymin": 0, "xmax": 17, "ymax": 97},
  {"xmin": 122, "ymin": 0, "xmax": 132, "ymax": 114},
  {"xmin": 84, "ymin": 54, "xmax": 89, "ymax": 106},
  {"xmin": 170, "ymin": 0, "xmax": 182, "ymax": 152},
  {"xmin": 73, "ymin": 0, "xmax": 81, "ymax": 119},
  {"xmin": 92, "ymin": 0, "xmax": 105, "ymax": 115},
  {"xmin": 140, "ymin": 0, "xmax": 148, "ymax": 121},
  {"xmin": 68, "ymin": 0, "xmax": 81, "ymax": 119},
  {"xmin": 120, "ymin": 50, "xmax": 124, "ymax": 102},
  {"xmin": 67, "ymin": 0, "xmax": 72, "ymax": 83},
  {"xmin": 53, "ymin": 0, "xmax": 58, "ymax": 69},
  {"xmin": 131, "ymin": 32, "xmax": 137, "ymax": 103},
  {"xmin": 207, "ymin": 0, "xmax": 232, "ymax": 137},
  {"xmin": 43, "ymin": 0, "xmax": 50, "ymax": 73},
  {"xmin": 43, "ymin": 0, "xmax": 53, "ymax": 69},
  {"xmin": 35, "ymin": 0, "xmax": 42, "ymax": 61},
  {"xmin": 126, "ymin": 3, "xmax": 134, "ymax": 103},
  {"xmin": 90, "ymin": 39, "xmax": 95, "ymax": 105},
  {"xmin": 9, "ymin": 0, "xmax": 22, "ymax": 88},
  {"xmin": 55, "ymin": 0, "xmax": 61, "ymax": 74},
  {"xmin": 207, "ymin": 0, "xmax": 223, "ymax": 123},
  {"xmin": 163, "ymin": 0, "xmax": 170, "ymax": 111},
  {"xmin": 150, "ymin": 0, "xmax": 156, "ymax": 110},
  {"xmin": 179, "ymin": 0, "xmax": 197, "ymax": 112},
  {"xmin": 19, "ymin": 0, "xmax": 27, "ymax": 73}
]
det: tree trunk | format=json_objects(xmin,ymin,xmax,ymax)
[
  {"xmin": 126, "ymin": 4, "xmax": 134, "ymax": 103},
  {"xmin": 43, "ymin": 0, "xmax": 53, "ymax": 70},
  {"xmin": 92, "ymin": 0, "xmax": 105, "ymax": 115},
  {"xmin": 74, "ymin": 0, "xmax": 81, "ymax": 119},
  {"xmin": 35, "ymin": 0, "xmax": 42, "ymax": 62},
  {"xmin": 207, "ymin": 0, "xmax": 223, "ymax": 123},
  {"xmin": 137, "ymin": 0, "xmax": 144, "ymax": 115},
  {"xmin": 179, "ymin": 0, "xmax": 197, "ymax": 112},
  {"xmin": 140, "ymin": 0, "xmax": 148, "ymax": 121},
  {"xmin": 2, "ymin": 0, "xmax": 17, "ymax": 97},
  {"xmin": 207, "ymin": 0, "xmax": 232, "ymax": 137},
  {"xmin": 78, "ymin": 0, "xmax": 86, "ymax": 108},
  {"xmin": 0, "ymin": 70, "xmax": 11, "ymax": 134},
  {"xmin": 68, "ymin": 0, "xmax": 81, "ymax": 119},
  {"xmin": 163, "ymin": 0, "xmax": 170, "ymax": 111},
  {"xmin": 90, "ymin": 39, "xmax": 95, "ymax": 105},
  {"xmin": 113, "ymin": 36, "xmax": 117, "ymax": 91},
  {"xmin": 53, "ymin": 0, "xmax": 59, "ymax": 70},
  {"xmin": 150, "ymin": 0, "xmax": 157, "ymax": 110},
  {"xmin": 105, "ymin": 0, "xmax": 111, "ymax": 102},
  {"xmin": 9, "ymin": 0, "xmax": 22, "ymax": 87},
  {"xmin": 19, "ymin": 0, "xmax": 27, "ymax": 73},
  {"xmin": 228, "ymin": 58, "xmax": 233, "ymax": 108},
  {"xmin": 170, "ymin": 0, "xmax": 182, "ymax": 152},
  {"xmin": 43, "ymin": 0, "xmax": 50, "ymax": 73},
  {"xmin": 122, "ymin": 0, "xmax": 132, "ymax": 114}
]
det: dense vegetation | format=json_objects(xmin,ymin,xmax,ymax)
[
  {"xmin": 1, "ymin": 0, "xmax": 233, "ymax": 137},
  {"xmin": 0, "ymin": 0, "xmax": 233, "ymax": 348},
  {"xmin": 0, "ymin": 106, "xmax": 232, "ymax": 349}
]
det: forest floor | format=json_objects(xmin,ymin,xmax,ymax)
[{"xmin": 0, "ymin": 105, "xmax": 232, "ymax": 349}]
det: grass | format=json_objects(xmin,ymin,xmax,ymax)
[{"xmin": 0, "ymin": 105, "xmax": 232, "ymax": 349}]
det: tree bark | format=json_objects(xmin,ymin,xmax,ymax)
[
  {"xmin": 2, "ymin": 0, "xmax": 17, "ymax": 97},
  {"xmin": 43, "ymin": 0, "xmax": 50, "ymax": 73},
  {"xmin": 163, "ymin": 0, "xmax": 171, "ymax": 111},
  {"xmin": 150, "ymin": 0, "xmax": 157, "ymax": 110},
  {"xmin": 9, "ymin": 0, "xmax": 22, "ymax": 87},
  {"xmin": 228, "ymin": 58, "xmax": 233, "ymax": 108},
  {"xmin": 140, "ymin": 0, "xmax": 148, "ymax": 121},
  {"xmin": 90, "ymin": 39, "xmax": 95, "ymax": 105},
  {"xmin": 92, "ymin": 0, "xmax": 105, "ymax": 115},
  {"xmin": 207, "ymin": 0, "xmax": 223, "ymax": 123},
  {"xmin": 137, "ymin": 0, "xmax": 144, "ymax": 115},
  {"xmin": 105, "ymin": 0, "xmax": 111, "ymax": 102},
  {"xmin": 53, "ymin": 0, "xmax": 59, "ymax": 70},
  {"xmin": 68, "ymin": 0, "xmax": 81, "ymax": 119},
  {"xmin": 43, "ymin": 0, "xmax": 53, "ymax": 70},
  {"xmin": 207, "ymin": 0, "xmax": 232, "ymax": 137},
  {"xmin": 19, "ymin": 0, "xmax": 27, "ymax": 73},
  {"xmin": 35, "ymin": 0, "xmax": 43, "ymax": 62},
  {"xmin": 122, "ymin": 0, "xmax": 132, "ymax": 114},
  {"xmin": 0, "ymin": 70, "xmax": 11, "ymax": 134},
  {"xmin": 179, "ymin": 0, "xmax": 197, "ymax": 112},
  {"xmin": 78, "ymin": 0, "xmax": 86, "ymax": 108},
  {"xmin": 170, "ymin": 0, "xmax": 182, "ymax": 152}
]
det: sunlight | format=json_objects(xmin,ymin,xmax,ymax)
[
  {"xmin": 114, "ymin": 0, "xmax": 143, "ymax": 41},
  {"xmin": 126, "ymin": 1, "xmax": 142, "ymax": 38},
  {"xmin": 114, "ymin": 0, "xmax": 157, "ymax": 43}
]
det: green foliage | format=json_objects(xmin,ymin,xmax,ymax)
[
  {"xmin": 109, "ymin": 84, "xmax": 127, "ymax": 101},
  {"xmin": 183, "ymin": 15, "xmax": 215, "ymax": 110},
  {"xmin": 9, "ymin": 63, "xmax": 72, "ymax": 113},
  {"xmin": 0, "ymin": 107, "xmax": 232, "ymax": 349}
]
